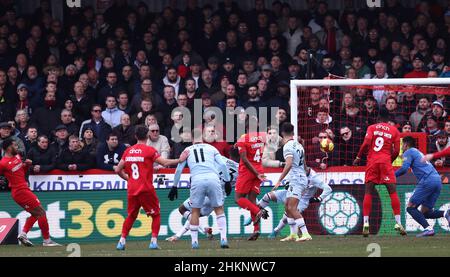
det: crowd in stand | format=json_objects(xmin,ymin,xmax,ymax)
[{"xmin": 0, "ymin": 0, "xmax": 450, "ymax": 174}]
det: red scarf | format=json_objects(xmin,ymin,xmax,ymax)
[{"xmin": 327, "ymin": 29, "xmax": 336, "ymax": 54}]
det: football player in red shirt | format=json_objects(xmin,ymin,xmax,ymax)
[
  {"xmin": 0, "ymin": 138, "xmax": 60, "ymax": 247},
  {"xmin": 234, "ymin": 116, "xmax": 268, "ymax": 240},
  {"xmin": 354, "ymin": 111, "xmax": 406, "ymax": 237},
  {"xmin": 115, "ymin": 125, "xmax": 188, "ymax": 250}
]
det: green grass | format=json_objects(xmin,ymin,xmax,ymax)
[{"xmin": 1, "ymin": 235, "xmax": 450, "ymax": 257}]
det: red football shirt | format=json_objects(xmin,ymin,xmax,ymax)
[
  {"xmin": 0, "ymin": 155, "xmax": 29, "ymax": 191},
  {"xmin": 360, "ymin": 123, "xmax": 400, "ymax": 164},
  {"xmin": 121, "ymin": 144, "xmax": 160, "ymax": 196},
  {"xmin": 236, "ymin": 132, "xmax": 266, "ymax": 173}
]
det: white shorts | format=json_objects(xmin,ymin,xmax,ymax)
[
  {"xmin": 190, "ymin": 174, "xmax": 223, "ymax": 209},
  {"xmin": 183, "ymin": 197, "xmax": 214, "ymax": 216},
  {"xmin": 286, "ymin": 176, "xmax": 308, "ymax": 200}
]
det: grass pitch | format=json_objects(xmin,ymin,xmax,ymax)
[{"xmin": 1, "ymin": 235, "xmax": 449, "ymax": 257}]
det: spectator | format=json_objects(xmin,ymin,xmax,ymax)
[
  {"xmin": 80, "ymin": 104, "xmax": 112, "ymax": 144},
  {"xmin": 57, "ymin": 135, "xmax": 93, "ymax": 171},
  {"xmin": 49, "ymin": 124, "xmax": 69, "ymax": 159},
  {"xmin": 80, "ymin": 127, "xmax": 98, "ymax": 158},
  {"xmin": 71, "ymin": 81, "xmax": 94, "ymax": 125},
  {"xmin": 170, "ymin": 129, "xmax": 192, "ymax": 161},
  {"xmin": 96, "ymin": 133, "xmax": 126, "ymax": 171},
  {"xmin": 162, "ymin": 67, "xmax": 184, "ymax": 96},
  {"xmin": 27, "ymin": 135, "xmax": 56, "ymax": 174},
  {"xmin": 164, "ymin": 109, "xmax": 185, "ymax": 144},
  {"xmin": 113, "ymin": 92, "xmax": 129, "ymax": 115},
  {"xmin": 112, "ymin": 113, "xmax": 136, "ymax": 147},
  {"xmin": 404, "ymin": 54, "xmax": 428, "ymax": 78},
  {"xmin": 102, "ymin": 95, "xmax": 124, "ymax": 128},
  {"xmin": 410, "ymin": 96, "xmax": 431, "ymax": 132},
  {"xmin": 0, "ymin": 122, "xmax": 25, "ymax": 157},
  {"xmin": 383, "ymin": 97, "xmax": 407, "ymax": 127},
  {"xmin": 22, "ymin": 126, "xmax": 38, "ymax": 153},
  {"xmin": 203, "ymin": 124, "xmax": 231, "ymax": 158},
  {"xmin": 14, "ymin": 109, "xmax": 30, "ymax": 138},
  {"xmin": 433, "ymin": 132, "xmax": 450, "ymax": 167},
  {"xmin": 146, "ymin": 123, "xmax": 170, "ymax": 169},
  {"xmin": 333, "ymin": 126, "xmax": 362, "ymax": 166},
  {"xmin": 352, "ymin": 55, "xmax": 371, "ymax": 79},
  {"xmin": 262, "ymin": 126, "xmax": 284, "ymax": 168},
  {"xmin": 130, "ymin": 78, "xmax": 163, "ymax": 114},
  {"xmin": 283, "ymin": 15, "xmax": 303, "ymax": 58},
  {"xmin": 16, "ymin": 83, "xmax": 31, "ymax": 115},
  {"xmin": 399, "ymin": 91, "xmax": 417, "ymax": 116},
  {"xmin": 306, "ymin": 130, "xmax": 330, "ymax": 170},
  {"xmin": 97, "ymin": 71, "xmax": 122, "ymax": 105},
  {"xmin": 60, "ymin": 109, "xmax": 79, "ymax": 136},
  {"xmin": 160, "ymin": 85, "xmax": 178, "ymax": 119},
  {"xmin": 30, "ymin": 90, "xmax": 61, "ymax": 136}
]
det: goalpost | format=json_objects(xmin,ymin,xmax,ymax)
[
  {"xmin": 289, "ymin": 77, "xmax": 450, "ymax": 235},
  {"xmin": 290, "ymin": 78, "xmax": 450, "ymax": 139}
]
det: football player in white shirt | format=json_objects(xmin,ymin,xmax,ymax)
[
  {"xmin": 170, "ymin": 129, "xmax": 230, "ymax": 249},
  {"xmin": 273, "ymin": 123, "xmax": 310, "ymax": 242}
]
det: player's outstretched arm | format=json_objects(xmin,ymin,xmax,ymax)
[
  {"xmin": 423, "ymin": 146, "xmax": 450, "ymax": 162},
  {"xmin": 115, "ymin": 160, "xmax": 129, "ymax": 181},
  {"xmin": 155, "ymin": 149, "xmax": 189, "ymax": 167},
  {"xmin": 273, "ymin": 156, "xmax": 293, "ymax": 191}
]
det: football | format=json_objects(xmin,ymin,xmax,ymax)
[{"xmin": 320, "ymin": 138, "xmax": 334, "ymax": 153}]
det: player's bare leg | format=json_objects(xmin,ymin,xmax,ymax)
[
  {"xmin": 362, "ymin": 182, "xmax": 376, "ymax": 237},
  {"xmin": 283, "ymin": 198, "xmax": 311, "ymax": 242},
  {"xmin": 167, "ymin": 205, "xmax": 190, "ymax": 242},
  {"xmin": 385, "ymin": 183, "xmax": 406, "ymax": 236},
  {"xmin": 213, "ymin": 206, "xmax": 229, "ymax": 248},
  {"xmin": 19, "ymin": 205, "xmax": 60, "ymax": 247},
  {"xmin": 190, "ymin": 208, "xmax": 201, "ymax": 249}
]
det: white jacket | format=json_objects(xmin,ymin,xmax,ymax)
[{"xmin": 283, "ymin": 28, "xmax": 303, "ymax": 57}]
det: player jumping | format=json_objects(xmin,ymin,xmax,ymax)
[
  {"xmin": 396, "ymin": 136, "xmax": 450, "ymax": 237},
  {"xmin": 272, "ymin": 123, "xmax": 310, "ymax": 242},
  {"xmin": 0, "ymin": 138, "xmax": 60, "ymax": 247},
  {"xmin": 166, "ymin": 153, "xmax": 239, "ymax": 242},
  {"xmin": 235, "ymin": 116, "xmax": 268, "ymax": 241},
  {"xmin": 115, "ymin": 125, "xmax": 189, "ymax": 250},
  {"xmin": 250, "ymin": 167, "xmax": 332, "ymax": 239},
  {"xmin": 353, "ymin": 111, "xmax": 406, "ymax": 237},
  {"xmin": 171, "ymin": 129, "xmax": 231, "ymax": 249}
]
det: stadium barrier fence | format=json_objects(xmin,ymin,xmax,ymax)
[{"xmin": 0, "ymin": 168, "xmax": 449, "ymax": 243}]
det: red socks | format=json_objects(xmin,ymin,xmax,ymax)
[
  {"xmin": 389, "ymin": 192, "xmax": 401, "ymax": 215},
  {"xmin": 121, "ymin": 216, "xmax": 135, "ymax": 238},
  {"xmin": 23, "ymin": 216, "xmax": 38, "ymax": 233},
  {"xmin": 151, "ymin": 214, "xmax": 161, "ymax": 238},
  {"xmin": 37, "ymin": 215, "xmax": 50, "ymax": 240},
  {"xmin": 237, "ymin": 198, "xmax": 260, "ymax": 215},
  {"xmin": 363, "ymin": 194, "xmax": 372, "ymax": 217},
  {"xmin": 363, "ymin": 192, "xmax": 401, "ymax": 217}
]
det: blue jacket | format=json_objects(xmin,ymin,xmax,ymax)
[{"xmin": 96, "ymin": 142, "xmax": 126, "ymax": 171}]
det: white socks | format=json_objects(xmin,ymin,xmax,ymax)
[
  {"xmin": 216, "ymin": 214, "xmax": 227, "ymax": 241},
  {"xmin": 190, "ymin": 225, "xmax": 199, "ymax": 244},
  {"xmin": 296, "ymin": 218, "xmax": 308, "ymax": 235}
]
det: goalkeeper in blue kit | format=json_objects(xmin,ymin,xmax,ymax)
[{"xmin": 395, "ymin": 136, "xmax": 450, "ymax": 237}]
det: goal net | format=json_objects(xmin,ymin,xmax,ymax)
[{"xmin": 289, "ymin": 77, "xmax": 450, "ymax": 235}]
